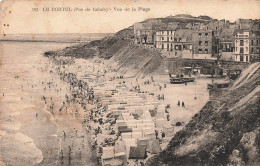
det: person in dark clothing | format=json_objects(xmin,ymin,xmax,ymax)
[
  {"xmin": 155, "ymin": 130, "xmax": 158, "ymax": 139},
  {"xmin": 162, "ymin": 132, "xmax": 165, "ymax": 138},
  {"xmin": 177, "ymin": 100, "xmax": 180, "ymax": 107},
  {"xmin": 60, "ymin": 150, "xmax": 63, "ymax": 159},
  {"xmin": 182, "ymin": 101, "xmax": 185, "ymax": 108}
]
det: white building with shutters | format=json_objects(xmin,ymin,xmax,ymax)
[{"xmin": 235, "ymin": 30, "xmax": 250, "ymax": 62}]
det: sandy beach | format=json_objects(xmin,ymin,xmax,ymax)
[{"xmin": 0, "ymin": 41, "xmax": 212, "ymax": 166}]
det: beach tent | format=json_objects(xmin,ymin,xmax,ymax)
[
  {"xmin": 114, "ymin": 152, "xmax": 127, "ymax": 165},
  {"xmin": 103, "ymin": 158, "xmax": 124, "ymax": 166},
  {"xmin": 131, "ymin": 131, "xmax": 142, "ymax": 139},
  {"xmin": 118, "ymin": 126, "xmax": 132, "ymax": 133},
  {"xmin": 115, "ymin": 140, "xmax": 126, "ymax": 154},
  {"xmin": 129, "ymin": 146, "xmax": 147, "ymax": 159},
  {"xmin": 149, "ymin": 109, "xmax": 157, "ymax": 117},
  {"xmin": 144, "ymin": 131, "xmax": 156, "ymax": 139},
  {"xmin": 137, "ymin": 138, "xmax": 150, "ymax": 148},
  {"xmin": 146, "ymin": 139, "xmax": 162, "ymax": 154},
  {"xmin": 102, "ymin": 146, "xmax": 115, "ymax": 159},
  {"xmin": 121, "ymin": 132, "xmax": 132, "ymax": 140},
  {"xmin": 124, "ymin": 138, "xmax": 137, "ymax": 157}
]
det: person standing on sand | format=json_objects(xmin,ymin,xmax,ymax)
[
  {"xmin": 155, "ymin": 130, "xmax": 158, "ymax": 139},
  {"xmin": 78, "ymin": 148, "xmax": 81, "ymax": 158},
  {"xmin": 182, "ymin": 101, "xmax": 185, "ymax": 108},
  {"xmin": 60, "ymin": 150, "xmax": 63, "ymax": 159},
  {"xmin": 68, "ymin": 146, "xmax": 71, "ymax": 154}
]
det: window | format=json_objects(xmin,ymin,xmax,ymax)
[
  {"xmin": 236, "ymin": 47, "xmax": 237, "ymax": 52},
  {"xmin": 175, "ymin": 45, "xmax": 178, "ymax": 50},
  {"xmin": 240, "ymin": 47, "xmax": 244, "ymax": 54},
  {"xmin": 199, "ymin": 41, "xmax": 202, "ymax": 46},
  {"xmin": 205, "ymin": 41, "xmax": 208, "ymax": 46},
  {"xmin": 179, "ymin": 38, "xmax": 182, "ymax": 42},
  {"xmin": 240, "ymin": 40, "xmax": 244, "ymax": 46},
  {"xmin": 171, "ymin": 37, "xmax": 172, "ymax": 40},
  {"xmin": 162, "ymin": 37, "xmax": 164, "ymax": 41},
  {"xmin": 251, "ymin": 40, "xmax": 254, "ymax": 45},
  {"xmin": 205, "ymin": 33, "xmax": 208, "ymax": 38},
  {"xmin": 199, "ymin": 33, "xmax": 202, "ymax": 37},
  {"xmin": 199, "ymin": 48, "xmax": 202, "ymax": 53},
  {"xmin": 174, "ymin": 38, "xmax": 177, "ymax": 42},
  {"xmin": 251, "ymin": 48, "xmax": 254, "ymax": 53},
  {"xmin": 205, "ymin": 49, "xmax": 208, "ymax": 53},
  {"xmin": 246, "ymin": 47, "xmax": 248, "ymax": 52},
  {"xmin": 227, "ymin": 44, "xmax": 230, "ymax": 49},
  {"xmin": 240, "ymin": 55, "xmax": 243, "ymax": 62},
  {"xmin": 167, "ymin": 37, "xmax": 169, "ymax": 42}
]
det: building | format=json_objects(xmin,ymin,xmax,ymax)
[
  {"xmin": 218, "ymin": 28, "xmax": 236, "ymax": 61},
  {"xmin": 192, "ymin": 30, "xmax": 217, "ymax": 59},
  {"xmin": 173, "ymin": 29, "xmax": 193, "ymax": 58},
  {"xmin": 133, "ymin": 23, "xmax": 154, "ymax": 45},
  {"xmin": 234, "ymin": 30, "xmax": 260, "ymax": 62},
  {"xmin": 249, "ymin": 31, "xmax": 260, "ymax": 62},
  {"xmin": 236, "ymin": 19, "xmax": 254, "ymax": 30},
  {"xmin": 155, "ymin": 29, "xmax": 175, "ymax": 51}
]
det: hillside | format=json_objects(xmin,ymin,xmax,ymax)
[
  {"xmin": 45, "ymin": 27, "xmax": 164, "ymax": 76},
  {"xmin": 146, "ymin": 62, "xmax": 260, "ymax": 166},
  {"xmin": 141, "ymin": 14, "xmax": 212, "ymax": 24}
]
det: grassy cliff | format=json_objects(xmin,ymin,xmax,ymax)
[
  {"xmin": 146, "ymin": 63, "xmax": 260, "ymax": 166},
  {"xmin": 44, "ymin": 27, "xmax": 164, "ymax": 76}
]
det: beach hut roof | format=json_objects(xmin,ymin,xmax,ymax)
[
  {"xmin": 129, "ymin": 146, "xmax": 147, "ymax": 159},
  {"xmin": 147, "ymin": 139, "xmax": 162, "ymax": 154}
]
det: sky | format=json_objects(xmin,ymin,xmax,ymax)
[{"xmin": 0, "ymin": 0, "xmax": 260, "ymax": 34}]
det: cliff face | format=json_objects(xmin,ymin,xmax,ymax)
[
  {"xmin": 46, "ymin": 31, "xmax": 164, "ymax": 76},
  {"xmin": 146, "ymin": 62, "xmax": 260, "ymax": 166}
]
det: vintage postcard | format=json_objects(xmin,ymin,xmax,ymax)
[{"xmin": 0, "ymin": 0, "xmax": 259, "ymax": 166}]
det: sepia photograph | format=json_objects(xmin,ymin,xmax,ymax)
[{"xmin": 0, "ymin": 0, "xmax": 259, "ymax": 165}]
